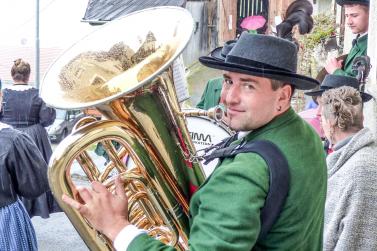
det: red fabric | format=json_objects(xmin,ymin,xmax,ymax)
[
  {"xmin": 327, "ymin": 147, "xmax": 333, "ymax": 155},
  {"xmin": 189, "ymin": 183, "xmax": 198, "ymax": 196},
  {"xmin": 176, "ymin": 128, "xmax": 193, "ymax": 169}
]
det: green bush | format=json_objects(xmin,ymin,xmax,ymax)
[{"xmin": 297, "ymin": 13, "xmax": 337, "ymax": 77}]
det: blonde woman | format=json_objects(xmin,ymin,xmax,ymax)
[{"xmin": 321, "ymin": 86, "xmax": 377, "ymax": 250}]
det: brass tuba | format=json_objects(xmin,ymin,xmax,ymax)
[{"xmin": 41, "ymin": 7, "xmax": 207, "ymax": 251}]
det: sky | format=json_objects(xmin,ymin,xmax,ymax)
[{"xmin": 0, "ymin": 0, "xmax": 98, "ymax": 48}]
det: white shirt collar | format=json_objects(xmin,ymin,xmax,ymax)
[
  {"xmin": 0, "ymin": 122, "xmax": 11, "ymax": 132},
  {"xmin": 6, "ymin": 85, "xmax": 33, "ymax": 91},
  {"xmin": 359, "ymin": 32, "xmax": 368, "ymax": 38},
  {"xmin": 237, "ymin": 131, "xmax": 251, "ymax": 139}
]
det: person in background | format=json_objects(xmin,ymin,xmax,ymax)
[
  {"xmin": 196, "ymin": 40, "xmax": 235, "ymax": 110},
  {"xmin": 62, "ymin": 32, "xmax": 327, "ymax": 250},
  {"xmin": 320, "ymin": 86, "xmax": 377, "ymax": 250},
  {"xmin": 305, "ymin": 96, "xmax": 318, "ymax": 110},
  {"xmin": 325, "ymin": 0, "xmax": 369, "ymax": 76},
  {"xmin": 305, "ymin": 74, "xmax": 372, "ymax": 152},
  {"xmin": 299, "ymin": 83, "xmax": 321, "ymax": 137},
  {"xmin": 0, "ymin": 86, "xmax": 50, "ymax": 251},
  {"xmin": 195, "ymin": 77, "xmax": 223, "ymax": 110},
  {"xmin": 95, "ymin": 140, "xmax": 121, "ymax": 165},
  {"xmin": 0, "ymin": 58, "xmax": 60, "ymax": 218}
]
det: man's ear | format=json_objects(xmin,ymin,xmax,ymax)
[{"xmin": 279, "ymin": 84, "xmax": 293, "ymax": 103}]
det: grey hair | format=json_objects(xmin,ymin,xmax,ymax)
[{"xmin": 321, "ymin": 86, "xmax": 363, "ymax": 131}]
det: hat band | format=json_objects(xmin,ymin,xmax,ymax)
[
  {"xmin": 226, "ymin": 54, "xmax": 294, "ymax": 73},
  {"xmin": 320, "ymin": 86, "xmax": 332, "ymax": 91}
]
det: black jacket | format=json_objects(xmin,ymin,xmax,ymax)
[{"xmin": 0, "ymin": 127, "xmax": 49, "ymax": 208}]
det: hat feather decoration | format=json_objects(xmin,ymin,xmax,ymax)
[
  {"xmin": 198, "ymin": 0, "xmax": 320, "ymax": 90},
  {"xmin": 276, "ymin": 0, "xmax": 314, "ymax": 40}
]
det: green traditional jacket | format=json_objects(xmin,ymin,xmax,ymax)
[
  {"xmin": 196, "ymin": 77, "xmax": 223, "ymax": 110},
  {"xmin": 128, "ymin": 108, "xmax": 327, "ymax": 251},
  {"xmin": 334, "ymin": 34, "xmax": 368, "ymax": 77}
]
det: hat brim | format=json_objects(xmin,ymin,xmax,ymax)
[
  {"xmin": 305, "ymin": 90, "xmax": 325, "ymax": 96},
  {"xmin": 199, "ymin": 56, "xmax": 319, "ymax": 90},
  {"xmin": 305, "ymin": 89, "xmax": 373, "ymax": 102},
  {"xmin": 336, "ymin": 0, "xmax": 369, "ymax": 5},
  {"xmin": 210, "ymin": 47, "xmax": 225, "ymax": 61},
  {"xmin": 361, "ymin": 92, "xmax": 373, "ymax": 102}
]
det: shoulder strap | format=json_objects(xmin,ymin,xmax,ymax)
[{"xmin": 203, "ymin": 139, "xmax": 290, "ymax": 241}]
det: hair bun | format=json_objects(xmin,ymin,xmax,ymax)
[{"xmin": 14, "ymin": 58, "xmax": 23, "ymax": 67}]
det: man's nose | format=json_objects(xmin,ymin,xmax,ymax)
[
  {"xmin": 225, "ymin": 84, "xmax": 241, "ymax": 105},
  {"xmin": 346, "ymin": 17, "xmax": 353, "ymax": 25}
]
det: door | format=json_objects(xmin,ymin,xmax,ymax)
[{"xmin": 237, "ymin": 0, "xmax": 269, "ymax": 36}]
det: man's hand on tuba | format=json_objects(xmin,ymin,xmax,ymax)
[{"xmin": 62, "ymin": 176, "xmax": 129, "ymax": 241}]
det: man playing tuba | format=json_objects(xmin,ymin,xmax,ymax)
[{"xmin": 63, "ymin": 31, "xmax": 327, "ymax": 250}]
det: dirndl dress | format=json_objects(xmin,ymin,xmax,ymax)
[
  {"xmin": 0, "ymin": 199, "xmax": 38, "ymax": 251},
  {"xmin": 19, "ymin": 124, "xmax": 61, "ymax": 218},
  {"xmin": 18, "ymin": 124, "xmax": 62, "ymax": 218},
  {"xmin": 0, "ymin": 85, "xmax": 61, "ymax": 218}
]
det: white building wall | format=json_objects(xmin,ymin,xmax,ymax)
[{"xmin": 364, "ymin": 0, "xmax": 377, "ymax": 134}]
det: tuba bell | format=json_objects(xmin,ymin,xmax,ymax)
[{"xmin": 41, "ymin": 7, "xmax": 207, "ymax": 251}]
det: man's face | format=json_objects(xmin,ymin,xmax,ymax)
[
  {"xmin": 344, "ymin": 5, "xmax": 369, "ymax": 34},
  {"xmin": 220, "ymin": 71, "xmax": 283, "ymax": 132}
]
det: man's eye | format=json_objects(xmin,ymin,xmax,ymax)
[
  {"xmin": 243, "ymin": 83, "xmax": 254, "ymax": 89},
  {"xmin": 224, "ymin": 79, "xmax": 232, "ymax": 85}
]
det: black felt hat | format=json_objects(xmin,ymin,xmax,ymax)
[
  {"xmin": 210, "ymin": 40, "xmax": 237, "ymax": 61},
  {"xmin": 336, "ymin": 0, "xmax": 369, "ymax": 6},
  {"xmin": 305, "ymin": 74, "xmax": 373, "ymax": 102},
  {"xmin": 199, "ymin": 32, "xmax": 319, "ymax": 90}
]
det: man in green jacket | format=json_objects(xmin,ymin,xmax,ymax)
[
  {"xmin": 196, "ymin": 40, "xmax": 236, "ymax": 110},
  {"xmin": 63, "ymin": 32, "xmax": 327, "ymax": 250},
  {"xmin": 325, "ymin": 0, "xmax": 369, "ymax": 77},
  {"xmin": 196, "ymin": 77, "xmax": 223, "ymax": 110}
]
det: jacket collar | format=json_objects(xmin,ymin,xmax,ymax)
[
  {"xmin": 356, "ymin": 34, "xmax": 368, "ymax": 45},
  {"xmin": 327, "ymin": 127, "xmax": 374, "ymax": 176}
]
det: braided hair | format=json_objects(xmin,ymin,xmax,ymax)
[{"xmin": 321, "ymin": 86, "xmax": 363, "ymax": 131}]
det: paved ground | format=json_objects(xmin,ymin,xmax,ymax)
[{"xmin": 32, "ymin": 213, "xmax": 89, "ymax": 251}]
